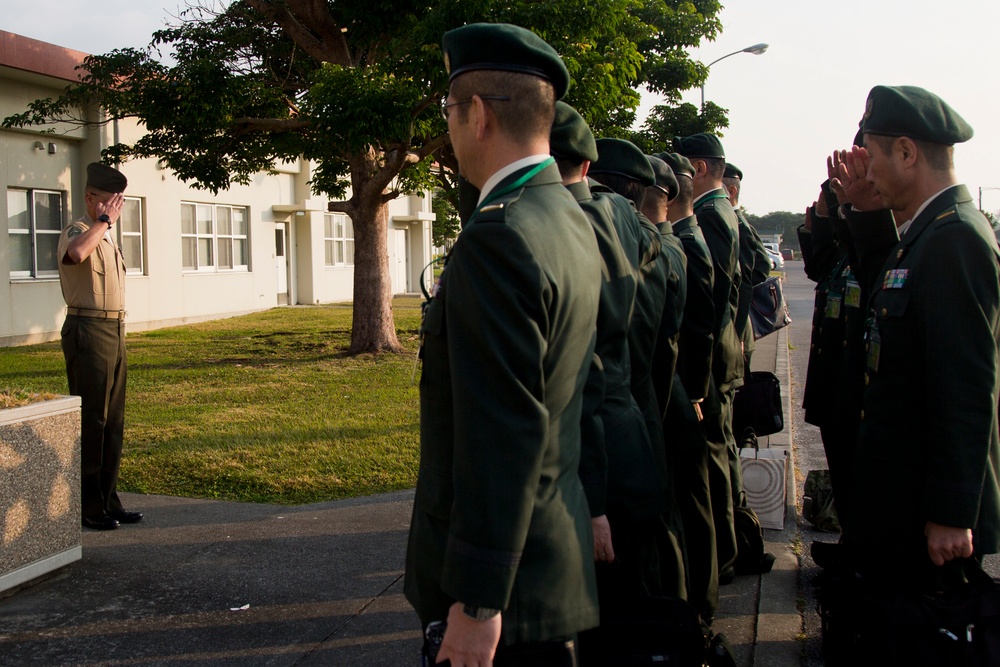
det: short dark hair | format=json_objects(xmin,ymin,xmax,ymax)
[
  {"xmin": 555, "ymin": 156, "xmax": 586, "ymax": 181},
  {"xmin": 722, "ymin": 176, "xmax": 741, "ymax": 200},
  {"xmin": 703, "ymin": 157, "xmax": 726, "ymax": 180},
  {"xmin": 866, "ymin": 133, "xmax": 954, "ymax": 171},
  {"xmin": 590, "ymin": 172, "xmax": 646, "ymax": 209},
  {"xmin": 672, "ymin": 174, "xmax": 694, "ymax": 209},
  {"xmin": 449, "ymin": 70, "xmax": 556, "ymax": 144}
]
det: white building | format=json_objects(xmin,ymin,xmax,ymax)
[{"xmin": 1, "ymin": 31, "xmax": 435, "ymax": 347}]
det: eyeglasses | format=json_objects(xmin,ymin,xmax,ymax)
[{"xmin": 440, "ymin": 95, "xmax": 511, "ymax": 120}]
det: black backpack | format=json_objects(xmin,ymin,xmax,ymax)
[{"xmin": 733, "ymin": 504, "xmax": 776, "ymax": 575}]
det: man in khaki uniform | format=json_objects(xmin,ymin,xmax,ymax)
[{"xmin": 58, "ymin": 162, "xmax": 142, "ymax": 531}]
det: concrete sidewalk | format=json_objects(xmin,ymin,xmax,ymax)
[{"xmin": 0, "ymin": 327, "xmax": 803, "ymax": 667}]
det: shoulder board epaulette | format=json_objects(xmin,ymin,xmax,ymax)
[
  {"xmin": 699, "ymin": 199, "xmax": 716, "ymax": 210},
  {"xmin": 935, "ymin": 207, "xmax": 958, "ymax": 222},
  {"xmin": 479, "ymin": 203, "xmax": 504, "ymax": 214}
]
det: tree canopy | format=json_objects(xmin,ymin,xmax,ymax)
[{"xmin": 5, "ymin": 0, "xmax": 725, "ymax": 353}]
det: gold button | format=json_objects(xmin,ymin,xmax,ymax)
[
  {"xmin": 864, "ymin": 373, "xmax": 870, "ymax": 385},
  {"xmin": 860, "ymin": 410, "xmax": 865, "ymax": 420},
  {"xmin": 865, "ymin": 343, "xmax": 869, "ymax": 351},
  {"xmin": 881, "ymin": 307, "xmax": 888, "ymax": 317},
  {"xmin": 843, "ymin": 340, "xmax": 848, "ymax": 348},
  {"xmin": 818, "ymin": 327, "xmax": 823, "ymax": 334}
]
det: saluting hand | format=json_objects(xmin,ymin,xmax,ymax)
[
  {"xmin": 96, "ymin": 192, "xmax": 126, "ymax": 226},
  {"xmin": 829, "ymin": 146, "xmax": 884, "ymax": 212}
]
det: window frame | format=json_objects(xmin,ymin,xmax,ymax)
[
  {"xmin": 180, "ymin": 202, "xmax": 250, "ymax": 273},
  {"xmin": 7, "ymin": 187, "xmax": 65, "ymax": 279},
  {"xmin": 323, "ymin": 212, "xmax": 355, "ymax": 268}
]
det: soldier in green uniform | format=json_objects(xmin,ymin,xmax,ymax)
[
  {"xmin": 640, "ymin": 153, "xmax": 690, "ymax": 599},
  {"xmin": 58, "ymin": 163, "xmax": 143, "ymax": 531},
  {"xmin": 674, "ymin": 134, "xmax": 744, "ymax": 583},
  {"xmin": 404, "ymin": 24, "xmax": 601, "ymax": 666},
  {"xmin": 723, "ymin": 163, "xmax": 770, "ymax": 373},
  {"xmin": 588, "ymin": 139, "xmax": 676, "ymax": 601},
  {"xmin": 831, "ymin": 85, "xmax": 1000, "ymax": 590},
  {"xmin": 660, "ymin": 151, "xmax": 720, "ymax": 621},
  {"xmin": 549, "ymin": 102, "xmax": 663, "ymax": 574}
]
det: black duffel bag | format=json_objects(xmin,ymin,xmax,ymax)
[
  {"xmin": 817, "ymin": 560, "xmax": 1000, "ymax": 666},
  {"xmin": 733, "ymin": 371, "xmax": 783, "ymax": 437}
]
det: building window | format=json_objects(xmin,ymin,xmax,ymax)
[
  {"xmin": 324, "ymin": 213, "xmax": 354, "ymax": 267},
  {"xmin": 181, "ymin": 202, "xmax": 249, "ymax": 272},
  {"xmin": 7, "ymin": 188, "xmax": 64, "ymax": 279},
  {"xmin": 119, "ymin": 197, "xmax": 145, "ymax": 275}
]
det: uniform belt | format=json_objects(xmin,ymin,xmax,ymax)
[{"xmin": 66, "ymin": 307, "xmax": 126, "ymax": 320}]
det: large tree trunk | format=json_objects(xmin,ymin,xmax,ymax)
[{"xmin": 347, "ymin": 149, "xmax": 403, "ymax": 354}]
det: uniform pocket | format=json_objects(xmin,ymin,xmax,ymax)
[{"xmin": 90, "ymin": 250, "xmax": 112, "ymax": 296}]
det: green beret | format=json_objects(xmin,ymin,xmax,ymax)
[
  {"xmin": 656, "ymin": 152, "xmax": 695, "ymax": 180},
  {"xmin": 673, "ymin": 133, "xmax": 725, "ymax": 160},
  {"xmin": 724, "ymin": 163, "xmax": 743, "ymax": 180},
  {"xmin": 646, "ymin": 154, "xmax": 679, "ymax": 199},
  {"xmin": 862, "ymin": 85, "xmax": 973, "ymax": 144},
  {"xmin": 86, "ymin": 162, "xmax": 127, "ymax": 193},
  {"xmin": 590, "ymin": 138, "xmax": 654, "ymax": 187},
  {"xmin": 443, "ymin": 23, "xmax": 570, "ymax": 100},
  {"xmin": 550, "ymin": 102, "xmax": 597, "ymax": 163}
]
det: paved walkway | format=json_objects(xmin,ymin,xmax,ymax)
[{"xmin": 0, "ymin": 322, "xmax": 803, "ymax": 667}]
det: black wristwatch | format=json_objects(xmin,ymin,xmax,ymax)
[
  {"xmin": 462, "ymin": 604, "xmax": 501, "ymax": 621},
  {"xmin": 98, "ymin": 214, "xmax": 112, "ymax": 227}
]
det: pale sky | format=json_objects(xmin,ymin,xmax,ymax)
[{"xmin": 5, "ymin": 0, "xmax": 999, "ymax": 215}]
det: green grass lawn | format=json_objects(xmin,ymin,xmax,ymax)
[{"xmin": 0, "ymin": 298, "xmax": 425, "ymax": 505}]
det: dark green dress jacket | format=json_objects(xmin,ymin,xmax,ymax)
[
  {"xmin": 567, "ymin": 180, "xmax": 661, "ymax": 520},
  {"xmin": 694, "ymin": 190, "xmax": 744, "ymax": 392},
  {"xmin": 673, "ymin": 215, "xmax": 715, "ymax": 404},
  {"xmin": 405, "ymin": 163, "xmax": 601, "ymax": 643},
  {"xmin": 847, "ymin": 185, "xmax": 1000, "ymax": 557}
]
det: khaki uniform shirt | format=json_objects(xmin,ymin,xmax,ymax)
[{"xmin": 56, "ymin": 215, "xmax": 126, "ymax": 313}]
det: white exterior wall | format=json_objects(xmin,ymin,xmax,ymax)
[{"xmin": 1, "ymin": 38, "xmax": 435, "ymax": 347}]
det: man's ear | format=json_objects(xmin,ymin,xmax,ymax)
[
  {"xmin": 580, "ymin": 159, "xmax": 590, "ymax": 179},
  {"xmin": 694, "ymin": 159, "xmax": 708, "ymax": 178},
  {"xmin": 896, "ymin": 136, "xmax": 918, "ymax": 167},
  {"xmin": 471, "ymin": 95, "xmax": 490, "ymax": 141}
]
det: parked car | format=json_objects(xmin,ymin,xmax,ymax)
[{"xmin": 766, "ymin": 248, "xmax": 784, "ymax": 270}]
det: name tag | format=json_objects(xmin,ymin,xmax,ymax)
[{"xmin": 845, "ymin": 280, "xmax": 861, "ymax": 308}]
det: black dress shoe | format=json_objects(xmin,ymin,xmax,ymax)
[
  {"xmin": 109, "ymin": 510, "xmax": 143, "ymax": 524},
  {"xmin": 82, "ymin": 515, "xmax": 120, "ymax": 530}
]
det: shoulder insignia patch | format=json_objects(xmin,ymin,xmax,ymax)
[
  {"xmin": 67, "ymin": 226, "xmax": 83, "ymax": 239},
  {"xmin": 935, "ymin": 208, "xmax": 957, "ymax": 221}
]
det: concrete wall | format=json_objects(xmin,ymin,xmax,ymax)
[{"xmin": 0, "ymin": 396, "xmax": 82, "ymax": 594}]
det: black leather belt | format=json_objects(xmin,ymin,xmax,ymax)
[{"xmin": 66, "ymin": 307, "xmax": 126, "ymax": 320}]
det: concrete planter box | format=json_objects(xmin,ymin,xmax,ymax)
[{"xmin": 0, "ymin": 396, "xmax": 82, "ymax": 595}]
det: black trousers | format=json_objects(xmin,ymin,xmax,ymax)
[{"xmin": 62, "ymin": 315, "xmax": 127, "ymax": 518}]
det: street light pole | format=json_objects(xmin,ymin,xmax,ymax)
[
  {"xmin": 979, "ymin": 186, "xmax": 1000, "ymax": 212},
  {"xmin": 700, "ymin": 42, "xmax": 769, "ymax": 110}
]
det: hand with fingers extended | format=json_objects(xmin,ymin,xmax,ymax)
[{"xmin": 829, "ymin": 146, "xmax": 884, "ymax": 212}]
